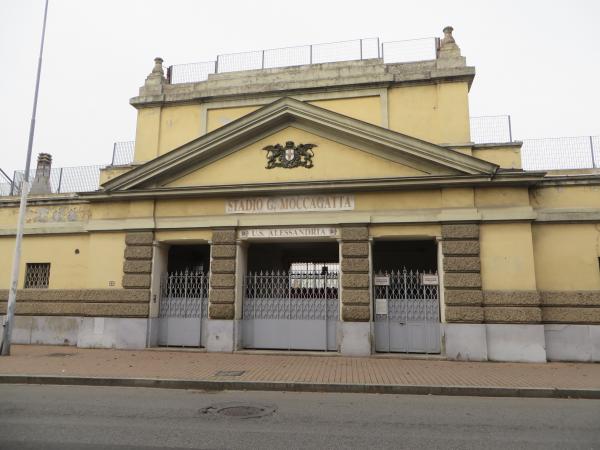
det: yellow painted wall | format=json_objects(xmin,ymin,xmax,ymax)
[
  {"xmin": 100, "ymin": 166, "xmax": 135, "ymax": 185},
  {"xmin": 480, "ymin": 223, "xmax": 537, "ymax": 290},
  {"xmin": 475, "ymin": 187, "xmax": 530, "ymax": 208},
  {"xmin": 532, "ymin": 223, "xmax": 600, "ymax": 290},
  {"xmin": 357, "ymin": 190, "xmax": 442, "ymax": 211},
  {"xmin": 204, "ymin": 96, "xmax": 382, "ymax": 134},
  {"xmin": 0, "ymin": 237, "xmax": 16, "ymax": 287},
  {"xmin": 388, "ymin": 82, "xmax": 471, "ymax": 144},
  {"xmin": 206, "ymin": 105, "xmax": 260, "ymax": 133},
  {"xmin": 531, "ymin": 185, "xmax": 600, "ymax": 209},
  {"xmin": 472, "ymin": 146, "xmax": 522, "ymax": 169},
  {"xmin": 90, "ymin": 200, "xmax": 154, "ymax": 220},
  {"xmin": 370, "ymin": 224, "xmax": 441, "ymax": 238},
  {"xmin": 309, "ymin": 96, "xmax": 381, "ymax": 126},
  {"xmin": 154, "ymin": 198, "xmax": 224, "ymax": 218},
  {"xmin": 441, "ymin": 188, "xmax": 474, "ymax": 208},
  {"xmin": 155, "ymin": 229, "xmax": 213, "ymax": 242},
  {"xmin": 0, "ymin": 232, "xmax": 126, "ymax": 290},
  {"xmin": 134, "ymin": 107, "xmax": 161, "ymax": 162},
  {"xmin": 134, "ymin": 105, "xmax": 203, "ymax": 162},
  {"xmin": 87, "ymin": 232, "xmax": 127, "ymax": 288},
  {"xmin": 133, "ymin": 83, "xmax": 470, "ymax": 163},
  {"xmin": 158, "ymin": 104, "xmax": 202, "ymax": 155},
  {"xmin": 166, "ymin": 127, "xmax": 441, "ymax": 188}
]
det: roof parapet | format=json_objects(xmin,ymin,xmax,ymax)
[
  {"xmin": 140, "ymin": 57, "xmax": 167, "ymax": 96},
  {"xmin": 436, "ymin": 26, "xmax": 467, "ymax": 69}
]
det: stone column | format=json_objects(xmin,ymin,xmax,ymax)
[
  {"xmin": 339, "ymin": 226, "xmax": 371, "ymax": 356},
  {"xmin": 441, "ymin": 224, "xmax": 487, "ymax": 361},
  {"xmin": 207, "ymin": 228, "xmax": 236, "ymax": 352}
]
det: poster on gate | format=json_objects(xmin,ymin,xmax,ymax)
[
  {"xmin": 375, "ymin": 298, "xmax": 388, "ymax": 315},
  {"xmin": 421, "ymin": 274, "xmax": 439, "ymax": 285},
  {"xmin": 374, "ymin": 276, "xmax": 390, "ymax": 286}
]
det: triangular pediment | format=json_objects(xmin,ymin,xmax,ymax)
[{"xmin": 102, "ymin": 97, "xmax": 498, "ymax": 192}]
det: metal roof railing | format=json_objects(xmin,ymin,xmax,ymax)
[
  {"xmin": 111, "ymin": 140, "xmax": 135, "ymax": 166},
  {"xmin": 168, "ymin": 36, "xmax": 442, "ymax": 84},
  {"xmin": 521, "ymin": 136, "xmax": 599, "ymax": 171},
  {"xmin": 9, "ymin": 165, "xmax": 103, "ymax": 196},
  {"xmin": 0, "ymin": 168, "xmax": 13, "ymax": 196},
  {"xmin": 470, "ymin": 115, "xmax": 513, "ymax": 145},
  {"xmin": 1, "ymin": 129, "xmax": 598, "ymax": 197}
]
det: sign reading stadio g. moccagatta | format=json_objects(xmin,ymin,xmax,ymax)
[{"xmin": 225, "ymin": 194, "xmax": 355, "ymax": 214}]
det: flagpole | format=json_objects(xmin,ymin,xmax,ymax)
[{"xmin": 1, "ymin": 0, "xmax": 50, "ymax": 356}]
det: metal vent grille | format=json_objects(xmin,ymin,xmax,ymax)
[{"xmin": 24, "ymin": 263, "xmax": 50, "ymax": 289}]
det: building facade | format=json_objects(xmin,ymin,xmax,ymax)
[{"xmin": 1, "ymin": 28, "xmax": 599, "ymax": 362}]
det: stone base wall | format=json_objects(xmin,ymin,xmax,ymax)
[
  {"xmin": 340, "ymin": 226, "xmax": 370, "ymax": 322},
  {"xmin": 208, "ymin": 229, "xmax": 236, "ymax": 320},
  {"xmin": 483, "ymin": 291, "xmax": 542, "ymax": 323},
  {"xmin": 541, "ymin": 291, "xmax": 600, "ymax": 324},
  {"xmin": 442, "ymin": 224, "xmax": 483, "ymax": 323},
  {"xmin": 0, "ymin": 289, "xmax": 149, "ymax": 317},
  {"xmin": 0, "ymin": 314, "xmax": 149, "ymax": 349}
]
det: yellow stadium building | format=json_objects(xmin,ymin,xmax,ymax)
[{"xmin": 1, "ymin": 27, "xmax": 599, "ymax": 362}]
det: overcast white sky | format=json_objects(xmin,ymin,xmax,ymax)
[{"xmin": 0, "ymin": 0, "xmax": 598, "ymax": 176}]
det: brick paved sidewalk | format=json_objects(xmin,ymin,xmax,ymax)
[{"xmin": 1, "ymin": 345, "xmax": 599, "ymax": 391}]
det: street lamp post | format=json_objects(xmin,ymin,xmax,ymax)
[{"xmin": 1, "ymin": 0, "xmax": 50, "ymax": 356}]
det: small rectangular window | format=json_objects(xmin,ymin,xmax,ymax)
[{"xmin": 24, "ymin": 263, "xmax": 50, "ymax": 288}]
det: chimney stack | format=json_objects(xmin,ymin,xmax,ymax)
[{"xmin": 29, "ymin": 153, "xmax": 53, "ymax": 195}]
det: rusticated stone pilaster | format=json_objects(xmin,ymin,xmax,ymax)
[
  {"xmin": 123, "ymin": 260, "xmax": 152, "ymax": 274},
  {"xmin": 122, "ymin": 274, "xmax": 152, "ymax": 289},
  {"xmin": 443, "ymin": 256, "xmax": 480, "ymax": 272},
  {"xmin": 441, "ymin": 223, "xmax": 482, "ymax": 323},
  {"xmin": 208, "ymin": 228, "xmax": 237, "ymax": 320},
  {"xmin": 342, "ymin": 305, "xmax": 370, "ymax": 322},
  {"xmin": 122, "ymin": 232, "xmax": 154, "ymax": 302},
  {"xmin": 441, "ymin": 224, "xmax": 479, "ymax": 240},
  {"xmin": 209, "ymin": 303, "xmax": 235, "ymax": 320},
  {"xmin": 125, "ymin": 232, "xmax": 154, "ymax": 246},
  {"xmin": 124, "ymin": 246, "xmax": 153, "ymax": 260},
  {"xmin": 340, "ymin": 225, "xmax": 370, "ymax": 322}
]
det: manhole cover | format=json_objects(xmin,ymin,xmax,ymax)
[{"xmin": 201, "ymin": 402, "xmax": 276, "ymax": 419}]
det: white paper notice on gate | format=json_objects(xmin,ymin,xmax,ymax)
[
  {"xmin": 375, "ymin": 298, "xmax": 388, "ymax": 315},
  {"xmin": 374, "ymin": 276, "xmax": 390, "ymax": 286},
  {"xmin": 421, "ymin": 274, "xmax": 439, "ymax": 285}
]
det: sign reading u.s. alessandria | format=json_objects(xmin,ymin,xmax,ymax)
[
  {"xmin": 238, "ymin": 227, "xmax": 338, "ymax": 239},
  {"xmin": 225, "ymin": 194, "xmax": 355, "ymax": 214}
]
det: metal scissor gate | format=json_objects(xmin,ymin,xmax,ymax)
[
  {"xmin": 242, "ymin": 269, "xmax": 339, "ymax": 350},
  {"xmin": 158, "ymin": 270, "xmax": 208, "ymax": 347},
  {"xmin": 373, "ymin": 268, "xmax": 440, "ymax": 353}
]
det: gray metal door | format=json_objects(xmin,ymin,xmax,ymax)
[
  {"xmin": 242, "ymin": 269, "xmax": 339, "ymax": 351},
  {"xmin": 374, "ymin": 268, "xmax": 440, "ymax": 353},
  {"xmin": 158, "ymin": 270, "xmax": 208, "ymax": 347}
]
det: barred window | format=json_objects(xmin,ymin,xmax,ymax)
[{"xmin": 24, "ymin": 263, "xmax": 50, "ymax": 288}]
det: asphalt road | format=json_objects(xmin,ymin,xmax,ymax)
[{"xmin": 0, "ymin": 385, "xmax": 599, "ymax": 449}]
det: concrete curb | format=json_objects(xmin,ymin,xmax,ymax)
[{"xmin": 1, "ymin": 375, "xmax": 599, "ymax": 399}]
